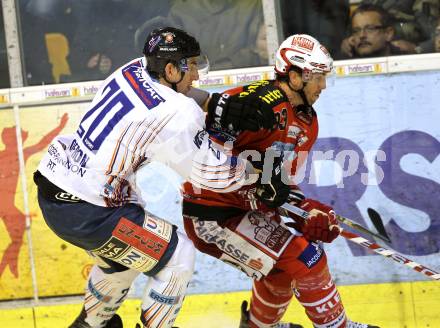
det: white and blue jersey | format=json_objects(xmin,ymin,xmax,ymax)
[{"xmin": 38, "ymin": 57, "xmax": 244, "ymax": 207}]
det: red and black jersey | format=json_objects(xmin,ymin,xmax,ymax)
[{"xmin": 183, "ymin": 80, "xmax": 319, "ymax": 219}]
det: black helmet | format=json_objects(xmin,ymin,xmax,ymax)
[{"xmin": 143, "ymin": 27, "xmax": 201, "ymax": 78}]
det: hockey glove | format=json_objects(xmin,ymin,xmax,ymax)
[
  {"xmin": 286, "ymin": 199, "xmax": 340, "ymax": 243},
  {"xmin": 206, "ymin": 93, "xmax": 277, "ymax": 135}
]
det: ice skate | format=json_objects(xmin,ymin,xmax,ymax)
[
  {"xmin": 69, "ymin": 306, "xmax": 123, "ymax": 328},
  {"xmin": 346, "ymin": 319, "xmax": 380, "ymax": 328},
  {"xmin": 239, "ymin": 300, "xmax": 303, "ymax": 328},
  {"xmin": 135, "ymin": 325, "xmax": 179, "ymax": 328}
]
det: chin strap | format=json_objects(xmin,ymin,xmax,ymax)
[
  {"xmin": 287, "ymin": 79, "xmax": 310, "ymax": 107},
  {"xmin": 297, "ymin": 88, "xmax": 309, "ymax": 107},
  {"xmin": 164, "ymin": 71, "xmax": 186, "ymax": 92}
]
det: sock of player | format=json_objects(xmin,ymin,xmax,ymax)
[
  {"xmin": 295, "ymin": 267, "xmax": 347, "ymax": 328},
  {"xmin": 141, "ymin": 232, "xmax": 195, "ymax": 328},
  {"xmin": 83, "ymin": 265, "xmax": 139, "ymax": 327},
  {"xmin": 248, "ymin": 273, "xmax": 294, "ymax": 327}
]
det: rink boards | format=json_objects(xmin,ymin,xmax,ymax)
[
  {"xmin": 0, "ymin": 280, "xmax": 439, "ymax": 328},
  {"xmin": 0, "ymin": 55, "xmax": 439, "ymax": 318}
]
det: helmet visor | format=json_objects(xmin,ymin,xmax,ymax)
[
  {"xmin": 326, "ymin": 68, "xmax": 336, "ymax": 86},
  {"xmin": 302, "ymin": 69, "xmax": 335, "ymax": 87},
  {"xmin": 180, "ymin": 53, "xmax": 210, "ymax": 77}
]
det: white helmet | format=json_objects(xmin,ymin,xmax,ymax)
[{"xmin": 275, "ymin": 34, "xmax": 333, "ymax": 81}]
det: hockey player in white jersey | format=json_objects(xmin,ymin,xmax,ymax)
[{"xmin": 34, "ymin": 27, "xmax": 256, "ymax": 328}]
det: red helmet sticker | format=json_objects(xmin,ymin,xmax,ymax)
[{"xmin": 291, "ymin": 36, "xmax": 315, "ymax": 51}]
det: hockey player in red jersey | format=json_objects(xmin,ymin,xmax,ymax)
[{"xmin": 183, "ymin": 34, "xmax": 380, "ymax": 328}]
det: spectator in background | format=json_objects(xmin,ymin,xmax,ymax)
[
  {"xmin": 18, "ymin": 0, "xmax": 172, "ymax": 84},
  {"xmin": 360, "ymin": 0, "xmax": 439, "ymax": 54},
  {"xmin": 133, "ymin": 2, "xmax": 270, "ymax": 72},
  {"xmin": 18, "ymin": 0, "xmax": 71, "ymax": 85},
  {"xmin": 280, "ymin": 0, "xmax": 351, "ymax": 59},
  {"xmin": 254, "ymin": 23, "xmax": 269, "ymax": 65},
  {"xmin": 0, "ymin": 8, "xmax": 9, "ymax": 88},
  {"xmin": 134, "ymin": 16, "xmax": 172, "ymax": 55},
  {"xmin": 435, "ymin": 18, "xmax": 440, "ymax": 52},
  {"xmin": 66, "ymin": 0, "xmax": 171, "ymax": 82},
  {"xmin": 340, "ymin": 4, "xmax": 413, "ymax": 58},
  {"xmin": 162, "ymin": 0, "xmax": 267, "ymax": 70}
]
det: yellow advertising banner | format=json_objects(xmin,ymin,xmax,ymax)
[
  {"xmin": 0, "ymin": 108, "xmax": 34, "ymax": 299},
  {"xmin": 0, "ymin": 104, "xmax": 94, "ymax": 300}
]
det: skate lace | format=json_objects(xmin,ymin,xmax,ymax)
[
  {"xmin": 274, "ymin": 323, "xmax": 296, "ymax": 328},
  {"xmin": 346, "ymin": 320, "xmax": 371, "ymax": 328}
]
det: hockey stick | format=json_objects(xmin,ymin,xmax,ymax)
[
  {"xmin": 367, "ymin": 208, "xmax": 392, "ymax": 243},
  {"xmin": 280, "ymin": 202, "xmax": 391, "ymax": 243},
  {"xmin": 280, "ymin": 203, "xmax": 440, "ymax": 281},
  {"xmin": 335, "ymin": 210, "xmax": 391, "ymax": 243}
]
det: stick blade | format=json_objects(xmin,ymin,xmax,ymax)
[{"xmin": 367, "ymin": 208, "xmax": 392, "ymax": 244}]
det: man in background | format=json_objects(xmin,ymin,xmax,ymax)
[
  {"xmin": 435, "ymin": 18, "xmax": 440, "ymax": 52},
  {"xmin": 340, "ymin": 4, "xmax": 413, "ymax": 58}
]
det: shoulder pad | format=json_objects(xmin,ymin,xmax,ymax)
[{"xmin": 238, "ymin": 80, "xmax": 287, "ymax": 108}]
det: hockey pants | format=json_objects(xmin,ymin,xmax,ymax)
[{"xmin": 183, "ymin": 210, "xmax": 349, "ymax": 328}]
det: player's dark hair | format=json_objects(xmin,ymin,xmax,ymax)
[{"xmin": 275, "ymin": 66, "xmax": 303, "ymax": 82}]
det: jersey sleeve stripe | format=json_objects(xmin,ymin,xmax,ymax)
[
  {"xmin": 103, "ymin": 114, "xmax": 176, "ymax": 206},
  {"xmin": 138, "ymin": 114, "xmax": 174, "ymax": 150},
  {"xmin": 105, "ymin": 122, "xmax": 133, "ymax": 175},
  {"xmin": 130, "ymin": 119, "xmax": 153, "ymax": 164},
  {"xmin": 117, "ymin": 119, "xmax": 147, "ymax": 174}
]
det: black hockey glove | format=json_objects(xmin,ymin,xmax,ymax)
[
  {"xmin": 254, "ymin": 151, "xmax": 290, "ymax": 208},
  {"xmin": 206, "ymin": 93, "xmax": 277, "ymax": 135}
]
